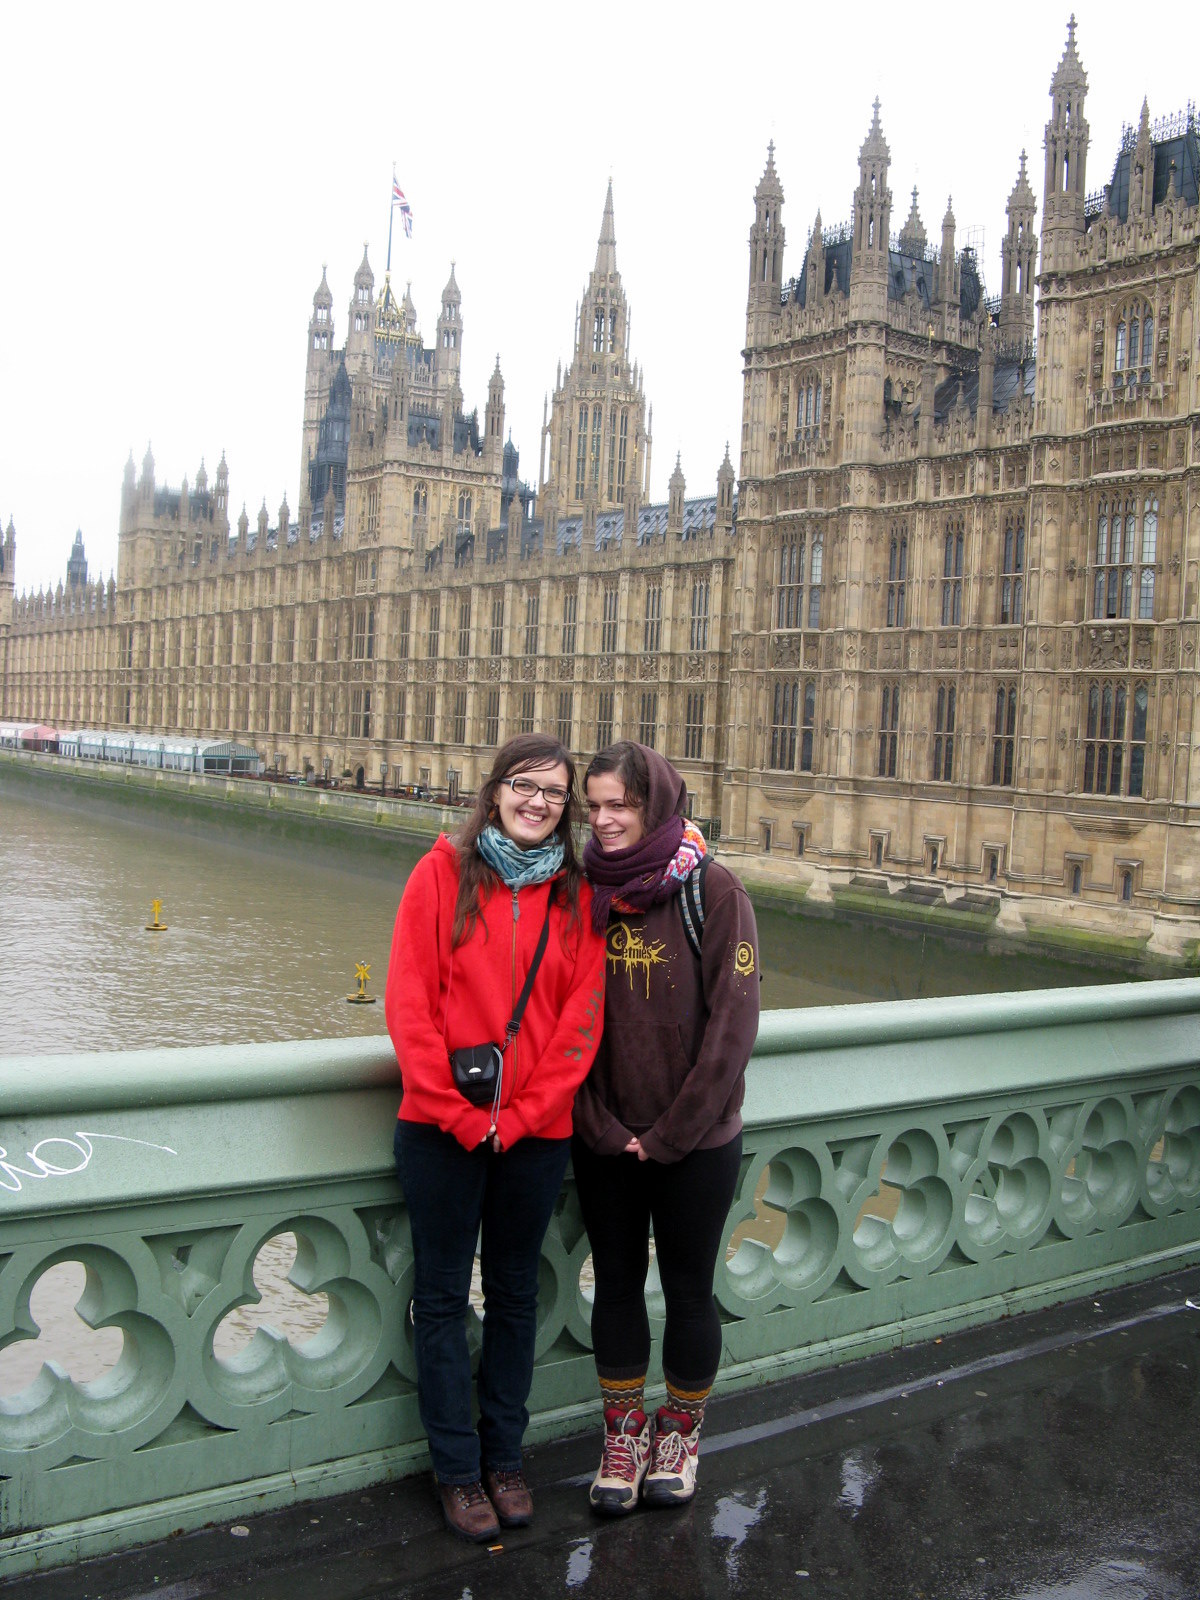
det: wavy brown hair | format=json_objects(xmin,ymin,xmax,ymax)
[
  {"xmin": 583, "ymin": 740, "xmax": 650, "ymax": 809},
  {"xmin": 452, "ymin": 733, "xmax": 583, "ymax": 947}
]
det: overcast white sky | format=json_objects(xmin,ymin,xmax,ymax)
[{"xmin": 3, "ymin": 1, "xmax": 1196, "ymax": 595}]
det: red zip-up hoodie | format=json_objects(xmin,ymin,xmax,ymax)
[{"xmin": 386, "ymin": 835, "xmax": 607, "ymax": 1150}]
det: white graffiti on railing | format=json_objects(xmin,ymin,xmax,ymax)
[{"xmin": 0, "ymin": 1130, "xmax": 178, "ymax": 1194}]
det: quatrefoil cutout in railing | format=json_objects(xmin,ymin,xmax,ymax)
[
  {"xmin": 724, "ymin": 1146, "xmax": 839, "ymax": 1305},
  {"xmin": 1147, "ymin": 1085, "xmax": 1200, "ymax": 1210},
  {"xmin": 0, "ymin": 1246, "xmax": 176, "ymax": 1457},
  {"xmin": 0, "ymin": 1259, "xmax": 123, "ymax": 1399},
  {"xmin": 1058, "ymin": 1097, "xmax": 1140, "ymax": 1235},
  {"xmin": 205, "ymin": 1220, "xmax": 384, "ymax": 1415},
  {"xmin": 962, "ymin": 1112, "xmax": 1053, "ymax": 1258},
  {"xmin": 851, "ymin": 1129, "xmax": 955, "ymax": 1281}
]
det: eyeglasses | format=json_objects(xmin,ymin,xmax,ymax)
[{"xmin": 504, "ymin": 776, "xmax": 570, "ymax": 807}]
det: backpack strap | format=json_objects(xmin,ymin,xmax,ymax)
[{"xmin": 678, "ymin": 856, "xmax": 711, "ymax": 961}]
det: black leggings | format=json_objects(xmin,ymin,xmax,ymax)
[{"xmin": 571, "ymin": 1133, "xmax": 742, "ymax": 1387}]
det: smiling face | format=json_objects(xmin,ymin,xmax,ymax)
[
  {"xmin": 585, "ymin": 771, "xmax": 646, "ymax": 852},
  {"xmin": 493, "ymin": 760, "xmax": 571, "ymax": 849}
]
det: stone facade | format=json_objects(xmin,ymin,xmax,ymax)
[
  {"xmin": 727, "ymin": 21, "xmax": 1199, "ymax": 920},
  {"xmin": 2, "ymin": 22, "xmax": 1197, "ymax": 921}
]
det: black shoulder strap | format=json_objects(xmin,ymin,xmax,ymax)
[
  {"xmin": 504, "ymin": 896, "xmax": 554, "ymax": 1043},
  {"xmin": 678, "ymin": 856, "xmax": 711, "ymax": 961}
]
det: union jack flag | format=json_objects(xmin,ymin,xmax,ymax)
[{"xmin": 391, "ymin": 176, "xmax": 413, "ymax": 239}]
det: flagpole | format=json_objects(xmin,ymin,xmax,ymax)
[{"xmin": 387, "ymin": 165, "xmax": 395, "ymax": 275}]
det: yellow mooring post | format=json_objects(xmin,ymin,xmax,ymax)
[
  {"xmin": 346, "ymin": 961, "xmax": 377, "ymax": 1004},
  {"xmin": 145, "ymin": 898, "xmax": 168, "ymax": 932}
]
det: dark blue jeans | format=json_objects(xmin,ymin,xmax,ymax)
[{"xmin": 394, "ymin": 1120, "xmax": 570, "ymax": 1484}]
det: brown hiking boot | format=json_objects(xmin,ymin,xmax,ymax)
[
  {"xmin": 437, "ymin": 1479, "xmax": 500, "ymax": 1542},
  {"xmin": 484, "ymin": 1465, "xmax": 534, "ymax": 1527}
]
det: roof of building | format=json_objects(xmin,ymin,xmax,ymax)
[
  {"xmin": 932, "ymin": 355, "xmax": 1036, "ymax": 422},
  {"xmin": 1101, "ymin": 110, "xmax": 1200, "ymax": 220}
]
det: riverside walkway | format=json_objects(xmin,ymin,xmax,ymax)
[
  {"xmin": 5, "ymin": 1266, "xmax": 1198, "ymax": 1599},
  {"xmin": 3, "ymin": 981, "xmax": 1200, "ymax": 1594}
]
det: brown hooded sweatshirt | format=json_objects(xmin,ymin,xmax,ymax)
[{"xmin": 574, "ymin": 747, "xmax": 760, "ymax": 1164}]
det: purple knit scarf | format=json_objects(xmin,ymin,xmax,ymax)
[{"xmin": 583, "ymin": 814, "xmax": 686, "ymax": 933}]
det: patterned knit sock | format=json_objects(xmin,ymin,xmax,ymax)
[
  {"xmin": 663, "ymin": 1374, "xmax": 713, "ymax": 1431},
  {"xmin": 597, "ymin": 1371, "xmax": 647, "ymax": 1417}
]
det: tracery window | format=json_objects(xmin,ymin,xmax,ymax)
[
  {"xmin": 941, "ymin": 520, "xmax": 963, "ymax": 626},
  {"xmin": 799, "ymin": 679, "xmax": 816, "ymax": 772},
  {"xmin": 932, "ymin": 683, "xmax": 956, "ymax": 781},
  {"xmin": 1092, "ymin": 495, "xmax": 1157, "ymax": 620},
  {"xmin": 643, "ymin": 582, "xmax": 662, "ymax": 652},
  {"xmin": 1113, "ymin": 300, "xmax": 1153, "ymax": 388},
  {"xmin": 1000, "ymin": 515, "xmax": 1025, "ymax": 624},
  {"xmin": 991, "ymin": 683, "xmax": 1017, "ymax": 785},
  {"xmin": 575, "ymin": 406, "xmax": 588, "ymax": 498},
  {"xmin": 561, "ymin": 588, "xmax": 578, "ymax": 655},
  {"xmin": 638, "ymin": 691, "xmax": 658, "ymax": 748},
  {"xmin": 886, "ymin": 526, "xmax": 907, "ymax": 627},
  {"xmin": 601, "ymin": 584, "xmax": 619, "ymax": 654},
  {"xmin": 523, "ymin": 591, "xmax": 540, "ymax": 655},
  {"xmin": 457, "ymin": 597, "xmax": 471, "ymax": 657},
  {"xmin": 775, "ymin": 530, "xmax": 822, "ymax": 628},
  {"xmin": 617, "ymin": 411, "xmax": 629, "ymax": 495},
  {"xmin": 483, "ymin": 690, "xmax": 500, "ymax": 747},
  {"xmin": 556, "ymin": 690, "xmax": 573, "ymax": 747},
  {"xmin": 878, "ymin": 683, "xmax": 900, "ymax": 777},
  {"xmin": 412, "ymin": 484, "xmax": 428, "ymax": 541},
  {"xmin": 690, "ymin": 576, "xmax": 710, "ymax": 651},
  {"xmin": 596, "ymin": 690, "xmax": 614, "ymax": 749},
  {"xmin": 1083, "ymin": 680, "xmax": 1148, "ymax": 797},
  {"xmin": 456, "ymin": 491, "xmax": 472, "ymax": 540},
  {"xmin": 489, "ymin": 595, "xmax": 504, "ymax": 655},
  {"xmin": 426, "ymin": 600, "xmax": 440, "ymax": 659},
  {"xmin": 769, "ymin": 680, "xmax": 798, "ymax": 770},
  {"xmin": 684, "ymin": 693, "xmax": 705, "ymax": 760}
]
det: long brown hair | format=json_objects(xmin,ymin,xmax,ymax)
[{"xmin": 452, "ymin": 733, "xmax": 583, "ymax": 947}]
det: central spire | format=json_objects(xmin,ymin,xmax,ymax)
[{"xmin": 595, "ymin": 180, "xmax": 617, "ymax": 277}]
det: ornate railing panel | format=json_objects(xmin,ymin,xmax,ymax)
[{"xmin": 2, "ymin": 981, "xmax": 1199, "ymax": 1575}]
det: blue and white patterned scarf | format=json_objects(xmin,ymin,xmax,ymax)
[{"xmin": 476, "ymin": 824, "xmax": 564, "ymax": 890}]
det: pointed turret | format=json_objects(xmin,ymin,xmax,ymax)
[
  {"xmin": 485, "ymin": 355, "xmax": 505, "ymax": 467},
  {"xmin": 667, "ymin": 454, "xmax": 686, "ymax": 539},
  {"xmin": 716, "ymin": 444, "xmax": 735, "ymax": 535},
  {"xmin": 1129, "ymin": 98, "xmax": 1155, "ymax": 219},
  {"xmin": 937, "ymin": 197, "xmax": 959, "ymax": 307},
  {"xmin": 806, "ymin": 209, "xmax": 825, "ymax": 306},
  {"xmin": 747, "ymin": 143, "xmax": 785, "ymax": 348},
  {"xmin": 849, "ymin": 99, "xmax": 891, "ymax": 315},
  {"xmin": 999, "ymin": 152, "xmax": 1038, "ymax": 347},
  {"xmin": 595, "ymin": 180, "xmax": 618, "ymax": 279},
  {"xmin": 349, "ymin": 243, "xmax": 375, "ymax": 358},
  {"xmin": 309, "ymin": 265, "xmax": 334, "ymax": 357},
  {"xmin": 1041, "ymin": 15, "xmax": 1089, "ymax": 270},
  {"xmin": 435, "ymin": 263, "xmax": 463, "ymax": 389},
  {"xmin": 898, "ymin": 187, "xmax": 926, "ymax": 257},
  {"xmin": 66, "ymin": 529, "xmax": 88, "ymax": 590}
]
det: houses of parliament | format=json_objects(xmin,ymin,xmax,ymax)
[{"xmin": 3, "ymin": 23, "xmax": 1199, "ymax": 930}]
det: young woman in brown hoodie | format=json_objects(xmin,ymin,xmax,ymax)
[{"xmin": 574, "ymin": 741, "xmax": 760, "ymax": 1513}]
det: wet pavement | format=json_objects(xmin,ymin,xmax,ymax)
[{"xmin": 7, "ymin": 1267, "xmax": 1200, "ymax": 1600}]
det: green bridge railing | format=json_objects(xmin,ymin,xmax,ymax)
[{"xmin": 2, "ymin": 981, "xmax": 1199, "ymax": 1575}]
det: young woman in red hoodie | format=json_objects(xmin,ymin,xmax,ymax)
[
  {"xmin": 575, "ymin": 741, "xmax": 760, "ymax": 1514},
  {"xmin": 385, "ymin": 734, "xmax": 606, "ymax": 1542}
]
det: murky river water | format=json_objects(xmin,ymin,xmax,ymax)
[
  {"xmin": 0, "ymin": 775, "xmax": 1132, "ymax": 1395},
  {"xmin": 0, "ymin": 779, "xmax": 1129, "ymax": 1057}
]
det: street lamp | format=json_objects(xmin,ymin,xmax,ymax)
[
  {"xmin": 379, "ymin": 760, "xmax": 388, "ymax": 795},
  {"xmin": 322, "ymin": 755, "xmax": 331, "ymax": 787}
]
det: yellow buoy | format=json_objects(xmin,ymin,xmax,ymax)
[
  {"xmin": 346, "ymin": 960, "xmax": 377, "ymax": 1004},
  {"xmin": 145, "ymin": 898, "xmax": 168, "ymax": 932}
]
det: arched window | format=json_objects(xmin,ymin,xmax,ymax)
[
  {"xmin": 1139, "ymin": 496, "xmax": 1157, "ymax": 618},
  {"xmin": 456, "ymin": 491, "xmax": 472, "ymax": 538},
  {"xmin": 1001, "ymin": 515, "xmax": 1024, "ymax": 623},
  {"xmin": 887, "ymin": 528, "xmax": 907, "ymax": 627},
  {"xmin": 1120, "ymin": 870, "xmax": 1133, "ymax": 903},
  {"xmin": 941, "ymin": 521, "xmax": 964, "ymax": 626},
  {"xmin": 991, "ymin": 683, "xmax": 1017, "ymax": 785},
  {"xmin": 575, "ymin": 405, "xmax": 588, "ymax": 498},
  {"xmin": 800, "ymin": 680, "xmax": 816, "ymax": 772},
  {"xmin": 1114, "ymin": 300, "xmax": 1153, "ymax": 386},
  {"xmin": 1083, "ymin": 678, "xmax": 1147, "ymax": 796},
  {"xmin": 808, "ymin": 535, "xmax": 823, "ymax": 628},
  {"xmin": 1071, "ymin": 864, "xmax": 1082, "ymax": 896},
  {"xmin": 933, "ymin": 683, "xmax": 956, "ymax": 780},
  {"xmin": 878, "ymin": 683, "xmax": 900, "ymax": 777}
]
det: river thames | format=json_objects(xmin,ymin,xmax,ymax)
[{"xmin": 0, "ymin": 777, "xmax": 1134, "ymax": 1058}]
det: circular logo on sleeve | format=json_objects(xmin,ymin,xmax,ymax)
[{"xmin": 734, "ymin": 942, "xmax": 755, "ymax": 976}]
